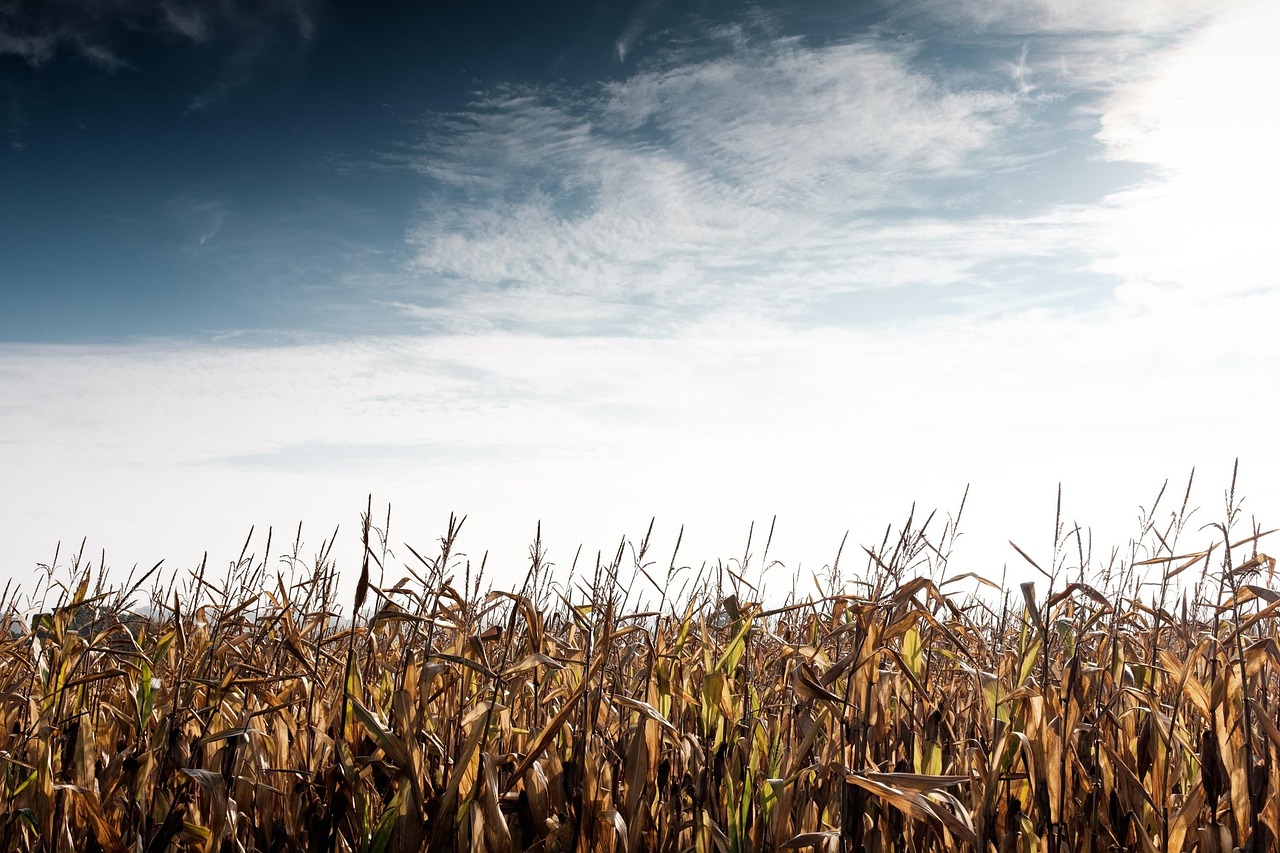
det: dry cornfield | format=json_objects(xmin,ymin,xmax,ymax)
[{"xmin": 2, "ymin": 479, "xmax": 1278, "ymax": 853}]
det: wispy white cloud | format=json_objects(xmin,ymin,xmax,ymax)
[
  {"xmin": 914, "ymin": 0, "xmax": 1242, "ymax": 35},
  {"xmin": 596, "ymin": 37, "xmax": 1017, "ymax": 201},
  {"xmin": 408, "ymin": 33, "xmax": 1034, "ymax": 332},
  {"xmin": 0, "ymin": 28, "xmax": 60, "ymax": 66},
  {"xmin": 166, "ymin": 197, "xmax": 230, "ymax": 248},
  {"xmin": 5, "ymin": 95, "xmax": 28, "ymax": 150},
  {"xmin": 614, "ymin": 0, "xmax": 673, "ymax": 63},
  {"xmin": 162, "ymin": 2, "xmax": 212, "ymax": 43},
  {"xmin": 193, "ymin": 201, "xmax": 226, "ymax": 245},
  {"xmin": 0, "ymin": 24, "xmax": 124, "ymax": 70},
  {"xmin": 0, "ymin": 0, "xmax": 316, "ymax": 108}
]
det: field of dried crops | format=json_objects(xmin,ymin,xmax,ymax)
[{"xmin": 1, "ymin": 482, "xmax": 1278, "ymax": 853}]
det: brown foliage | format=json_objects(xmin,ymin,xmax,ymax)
[{"xmin": 1, "ymin": 488, "xmax": 1278, "ymax": 853}]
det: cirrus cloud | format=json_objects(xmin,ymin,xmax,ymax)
[
  {"xmin": 0, "ymin": 0, "xmax": 316, "ymax": 108},
  {"xmin": 406, "ymin": 32, "xmax": 1038, "ymax": 333}
]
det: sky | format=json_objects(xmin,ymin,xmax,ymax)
[{"xmin": 1, "ymin": 0, "xmax": 1277, "ymax": 605}]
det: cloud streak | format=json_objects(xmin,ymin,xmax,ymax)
[
  {"xmin": 914, "ymin": 0, "xmax": 1240, "ymax": 35},
  {"xmin": 0, "ymin": 0, "xmax": 316, "ymax": 108},
  {"xmin": 614, "ymin": 0, "xmax": 673, "ymax": 63}
]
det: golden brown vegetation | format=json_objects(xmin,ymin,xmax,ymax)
[{"xmin": 1, "ymin": 476, "xmax": 1278, "ymax": 853}]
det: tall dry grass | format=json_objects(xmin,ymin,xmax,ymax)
[{"xmin": 0, "ymin": 474, "xmax": 1276, "ymax": 852}]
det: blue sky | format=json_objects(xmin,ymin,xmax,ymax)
[{"xmin": 1, "ymin": 0, "xmax": 1277, "ymax": 597}]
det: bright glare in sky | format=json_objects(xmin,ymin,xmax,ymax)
[
  {"xmin": 1103, "ymin": 3, "xmax": 1276, "ymax": 176},
  {"xmin": 1096, "ymin": 1, "xmax": 1280, "ymax": 307}
]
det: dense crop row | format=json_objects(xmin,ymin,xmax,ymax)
[{"xmin": 1, "ymin": 479, "xmax": 1277, "ymax": 852}]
